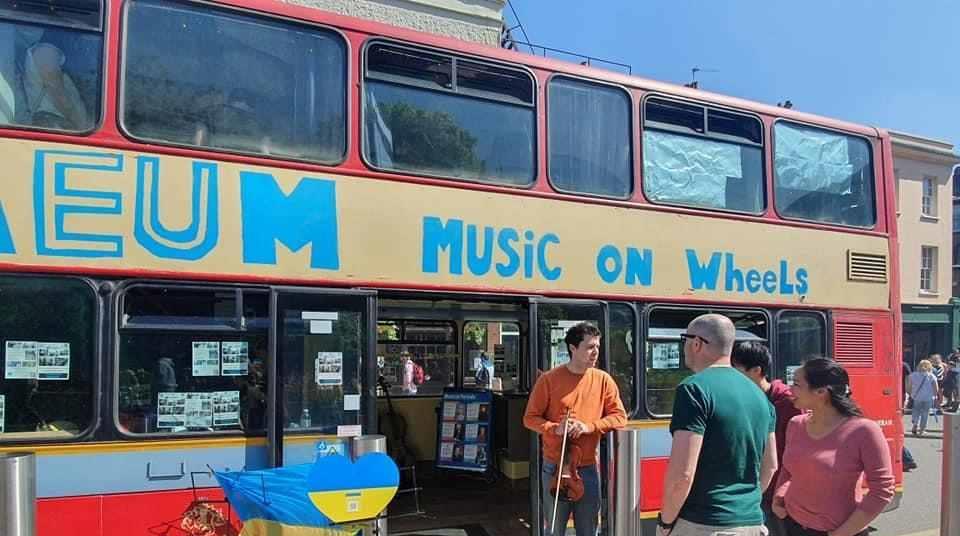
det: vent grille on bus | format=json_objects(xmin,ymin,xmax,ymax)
[
  {"xmin": 834, "ymin": 322, "xmax": 874, "ymax": 367},
  {"xmin": 847, "ymin": 251, "xmax": 888, "ymax": 283}
]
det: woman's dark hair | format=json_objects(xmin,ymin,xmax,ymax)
[{"xmin": 801, "ymin": 357, "xmax": 863, "ymax": 417}]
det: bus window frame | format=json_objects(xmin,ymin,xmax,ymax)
[
  {"xmin": 770, "ymin": 118, "xmax": 878, "ymax": 230},
  {"xmin": 116, "ymin": 0, "xmax": 351, "ymax": 166},
  {"xmin": 0, "ymin": 1, "xmax": 107, "ymax": 137},
  {"xmin": 0, "ymin": 273, "xmax": 102, "ymax": 445},
  {"xmin": 359, "ymin": 37, "xmax": 539, "ymax": 190},
  {"xmin": 112, "ymin": 280, "xmax": 269, "ymax": 440},
  {"xmin": 545, "ymin": 73, "xmax": 635, "ymax": 201},
  {"xmin": 639, "ymin": 93, "xmax": 767, "ymax": 216},
  {"xmin": 641, "ymin": 303, "xmax": 771, "ymax": 420},
  {"xmin": 771, "ymin": 308, "xmax": 830, "ymax": 383},
  {"xmin": 607, "ymin": 300, "xmax": 641, "ymax": 418}
]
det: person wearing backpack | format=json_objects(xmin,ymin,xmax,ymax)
[
  {"xmin": 475, "ymin": 352, "xmax": 494, "ymax": 389},
  {"xmin": 401, "ymin": 351, "xmax": 426, "ymax": 395}
]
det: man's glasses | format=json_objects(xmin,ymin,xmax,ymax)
[{"xmin": 679, "ymin": 333, "xmax": 710, "ymax": 345}]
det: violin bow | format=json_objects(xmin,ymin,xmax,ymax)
[{"xmin": 551, "ymin": 408, "xmax": 572, "ymax": 535}]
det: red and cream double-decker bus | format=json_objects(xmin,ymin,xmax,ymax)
[{"xmin": 0, "ymin": 0, "xmax": 901, "ymax": 534}]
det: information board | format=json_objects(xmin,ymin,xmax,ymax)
[{"xmin": 436, "ymin": 389, "xmax": 493, "ymax": 473}]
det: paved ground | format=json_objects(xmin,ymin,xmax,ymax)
[{"xmin": 869, "ymin": 414, "xmax": 946, "ymax": 535}]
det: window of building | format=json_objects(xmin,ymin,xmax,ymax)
[
  {"xmin": 363, "ymin": 43, "xmax": 535, "ymax": 186},
  {"xmin": 921, "ymin": 246, "xmax": 937, "ymax": 293},
  {"xmin": 775, "ymin": 312, "xmax": 826, "ymax": 384},
  {"xmin": 117, "ymin": 285, "xmax": 269, "ymax": 435},
  {"xmin": 644, "ymin": 307, "xmax": 767, "ymax": 416},
  {"xmin": 548, "ymin": 77, "xmax": 632, "ymax": 198},
  {"xmin": 0, "ymin": 276, "xmax": 97, "ymax": 440},
  {"xmin": 643, "ymin": 98, "xmax": 764, "ymax": 213},
  {"xmin": 122, "ymin": 0, "xmax": 347, "ymax": 162},
  {"xmin": 0, "ymin": 2, "xmax": 103, "ymax": 132},
  {"xmin": 774, "ymin": 122, "xmax": 876, "ymax": 228},
  {"xmin": 376, "ymin": 320, "xmax": 456, "ymax": 397},
  {"xmin": 922, "ymin": 176, "xmax": 937, "ymax": 217}
]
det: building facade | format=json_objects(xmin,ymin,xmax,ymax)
[
  {"xmin": 893, "ymin": 131, "xmax": 960, "ymax": 367},
  {"xmin": 281, "ymin": 0, "xmax": 506, "ymax": 46}
]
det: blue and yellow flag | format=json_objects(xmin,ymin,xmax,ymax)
[{"xmin": 214, "ymin": 453, "xmax": 398, "ymax": 536}]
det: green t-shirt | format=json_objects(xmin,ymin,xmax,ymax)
[{"xmin": 670, "ymin": 366, "xmax": 775, "ymax": 527}]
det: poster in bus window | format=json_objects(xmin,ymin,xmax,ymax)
[
  {"xmin": 185, "ymin": 392, "xmax": 214, "ymax": 429},
  {"xmin": 0, "ymin": 394, "xmax": 5, "ymax": 433},
  {"xmin": 4, "ymin": 341, "xmax": 38, "ymax": 380},
  {"xmin": 37, "ymin": 342, "xmax": 70, "ymax": 381},
  {"xmin": 435, "ymin": 389, "xmax": 493, "ymax": 473},
  {"xmin": 221, "ymin": 341, "xmax": 249, "ymax": 377},
  {"xmin": 651, "ymin": 342, "xmax": 681, "ymax": 369},
  {"xmin": 213, "ymin": 390, "xmax": 241, "ymax": 428},
  {"xmin": 192, "ymin": 342, "xmax": 221, "ymax": 377},
  {"xmin": 157, "ymin": 392, "xmax": 187, "ymax": 430},
  {"xmin": 315, "ymin": 352, "xmax": 343, "ymax": 387}
]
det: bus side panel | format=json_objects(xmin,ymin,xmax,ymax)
[
  {"xmin": 101, "ymin": 488, "xmax": 240, "ymax": 536},
  {"xmin": 38, "ymin": 496, "xmax": 103, "ymax": 536}
]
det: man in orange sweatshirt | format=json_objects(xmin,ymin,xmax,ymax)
[{"xmin": 523, "ymin": 322, "xmax": 627, "ymax": 536}]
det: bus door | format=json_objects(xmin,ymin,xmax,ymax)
[
  {"xmin": 267, "ymin": 288, "xmax": 377, "ymax": 467},
  {"xmin": 528, "ymin": 299, "xmax": 611, "ymax": 536}
]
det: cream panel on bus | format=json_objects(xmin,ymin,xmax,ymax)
[{"xmin": 0, "ymin": 140, "xmax": 889, "ymax": 310}]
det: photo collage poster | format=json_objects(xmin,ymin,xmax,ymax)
[
  {"xmin": 191, "ymin": 341, "xmax": 249, "ymax": 377},
  {"xmin": 158, "ymin": 390, "xmax": 241, "ymax": 431},
  {"xmin": 4, "ymin": 340, "xmax": 71, "ymax": 381},
  {"xmin": 436, "ymin": 389, "xmax": 493, "ymax": 473}
]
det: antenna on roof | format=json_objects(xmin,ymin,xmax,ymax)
[{"xmin": 684, "ymin": 67, "xmax": 719, "ymax": 89}]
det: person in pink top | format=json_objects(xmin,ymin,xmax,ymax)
[{"xmin": 772, "ymin": 358, "xmax": 894, "ymax": 536}]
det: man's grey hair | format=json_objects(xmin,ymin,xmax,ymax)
[{"xmin": 688, "ymin": 314, "xmax": 736, "ymax": 357}]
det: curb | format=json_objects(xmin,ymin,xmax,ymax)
[{"xmin": 896, "ymin": 530, "xmax": 939, "ymax": 536}]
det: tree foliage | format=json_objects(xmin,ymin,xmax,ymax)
[{"xmin": 378, "ymin": 101, "xmax": 484, "ymax": 175}]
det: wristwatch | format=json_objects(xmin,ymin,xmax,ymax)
[{"xmin": 657, "ymin": 513, "xmax": 676, "ymax": 530}]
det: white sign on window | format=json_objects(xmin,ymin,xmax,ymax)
[
  {"xmin": 221, "ymin": 342, "xmax": 249, "ymax": 376},
  {"xmin": 4, "ymin": 341, "xmax": 38, "ymax": 380},
  {"xmin": 37, "ymin": 342, "xmax": 70, "ymax": 380},
  {"xmin": 651, "ymin": 342, "xmax": 681, "ymax": 370},
  {"xmin": 192, "ymin": 342, "xmax": 220, "ymax": 377},
  {"xmin": 315, "ymin": 352, "xmax": 343, "ymax": 386},
  {"xmin": 185, "ymin": 392, "xmax": 213, "ymax": 429},
  {"xmin": 157, "ymin": 392, "xmax": 187, "ymax": 430},
  {"xmin": 213, "ymin": 391, "xmax": 241, "ymax": 428}
]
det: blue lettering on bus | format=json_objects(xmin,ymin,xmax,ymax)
[
  {"xmin": 686, "ymin": 249, "xmax": 722, "ymax": 291},
  {"xmin": 421, "ymin": 217, "xmax": 561, "ymax": 281},
  {"xmin": 686, "ymin": 249, "xmax": 810, "ymax": 296},
  {"xmin": 34, "ymin": 150, "xmax": 124, "ymax": 258},
  {"xmin": 134, "ymin": 157, "xmax": 219, "ymax": 261},
  {"xmin": 0, "ymin": 202, "xmax": 14, "ymax": 254},
  {"xmin": 596, "ymin": 245, "xmax": 621, "ymax": 284},
  {"xmin": 422, "ymin": 217, "xmax": 464, "ymax": 275},
  {"xmin": 240, "ymin": 172, "xmax": 340, "ymax": 269}
]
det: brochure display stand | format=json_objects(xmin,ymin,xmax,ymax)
[{"xmin": 435, "ymin": 389, "xmax": 493, "ymax": 473}]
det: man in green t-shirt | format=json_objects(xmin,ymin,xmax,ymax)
[{"xmin": 656, "ymin": 314, "xmax": 778, "ymax": 536}]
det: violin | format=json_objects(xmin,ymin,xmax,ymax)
[{"xmin": 548, "ymin": 410, "xmax": 585, "ymax": 533}]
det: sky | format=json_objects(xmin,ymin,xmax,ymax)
[{"xmin": 506, "ymin": 1, "xmax": 960, "ymax": 150}]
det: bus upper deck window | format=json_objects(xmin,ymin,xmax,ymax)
[
  {"xmin": 121, "ymin": 0, "xmax": 347, "ymax": 163},
  {"xmin": 0, "ymin": 1, "xmax": 103, "ymax": 132},
  {"xmin": 363, "ymin": 43, "xmax": 536, "ymax": 187},
  {"xmin": 642, "ymin": 98, "xmax": 765, "ymax": 214},
  {"xmin": 774, "ymin": 122, "xmax": 876, "ymax": 228}
]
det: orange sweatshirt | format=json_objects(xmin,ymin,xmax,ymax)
[{"xmin": 523, "ymin": 365, "xmax": 627, "ymax": 466}]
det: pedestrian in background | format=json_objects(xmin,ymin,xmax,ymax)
[
  {"xmin": 907, "ymin": 359, "xmax": 939, "ymax": 436},
  {"xmin": 772, "ymin": 358, "xmax": 894, "ymax": 536}
]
